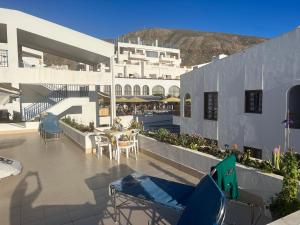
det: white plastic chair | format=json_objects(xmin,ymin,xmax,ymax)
[
  {"xmin": 115, "ymin": 135, "xmax": 136, "ymax": 163},
  {"xmin": 95, "ymin": 135, "xmax": 112, "ymax": 160},
  {"xmin": 130, "ymin": 130, "xmax": 139, "ymax": 155}
]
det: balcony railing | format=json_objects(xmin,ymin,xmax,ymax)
[
  {"xmin": 115, "ymin": 76, "xmax": 180, "ymax": 80},
  {"xmin": 22, "ymin": 84, "xmax": 89, "ymax": 121}
]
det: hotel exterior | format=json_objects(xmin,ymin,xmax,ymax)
[
  {"xmin": 0, "ymin": 8, "xmax": 191, "ymax": 128},
  {"xmin": 174, "ymin": 26, "xmax": 300, "ymax": 159},
  {"xmin": 112, "ymin": 39, "xmax": 191, "ymax": 97}
]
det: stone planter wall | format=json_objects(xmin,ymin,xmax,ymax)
[
  {"xmin": 60, "ymin": 121, "xmax": 93, "ymax": 154},
  {"xmin": 139, "ymin": 135, "xmax": 300, "ymax": 202}
]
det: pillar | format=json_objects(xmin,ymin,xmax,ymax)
[
  {"xmin": 110, "ymin": 56, "xmax": 116, "ymax": 126},
  {"xmin": 6, "ymin": 25, "xmax": 19, "ymax": 68}
]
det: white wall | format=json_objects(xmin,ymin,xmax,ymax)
[
  {"xmin": 0, "ymin": 67, "xmax": 112, "ymax": 85},
  {"xmin": 0, "ymin": 8, "xmax": 114, "ymax": 66},
  {"xmin": 0, "ymin": 121, "xmax": 39, "ymax": 134},
  {"xmin": 114, "ymin": 63, "xmax": 189, "ymax": 80},
  {"xmin": 46, "ymin": 97, "xmax": 97, "ymax": 126},
  {"xmin": 178, "ymin": 27, "xmax": 300, "ymax": 158}
]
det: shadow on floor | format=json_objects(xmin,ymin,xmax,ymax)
[
  {"xmin": 0, "ymin": 139, "xmax": 26, "ymax": 150},
  {"xmin": 10, "ymin": 164, "xmax": 183, "ymax": 225}
]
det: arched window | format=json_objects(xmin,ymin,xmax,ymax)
[
  {"xmin": 152, "ymin": 85, "xmax": 165, "ymax": 96},
  {"xmin": 133, "ymin": 85, "xmax": 141, "ymax": 95},
  {"xmin": 103, "ymin": 85, "xmax": 111, "ymax": 95},
  {"xmin": 142, "ymin": 85, "xmax": 149, "ymax": 96},
  {"xmin": 169, "ymin": 86, "xmax": 180, "ymax": 97},
  {"xmin": 124, "ymin": 85, "xmax": 132, "ymax": 96},
  {"xmin": 184, "ymin": 93, "xmax": 191, "ymax": 117},
  {"xmin": 115, "ymin": 84, "xmax": 122, "ymax": 96}
]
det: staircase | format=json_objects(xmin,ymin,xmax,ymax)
[{"xmin": 22, "ymin": 84, "xmax": 89, "ymax": 121}]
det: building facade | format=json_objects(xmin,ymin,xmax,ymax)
[
  {"xmin": 110, "ymin": 39, "xmax": 191, "ymax": 98},
  {"xmin": 0, "ymin": 8, "xmax": 114, "ymax": 126},
  {"xmin": 174, "ymin": 26, "xmax": 300, "ymax": 159}
]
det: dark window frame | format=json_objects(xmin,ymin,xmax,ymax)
[
  {"xmin": 243, "ymin": 146, "xmax": 262, "ymax": 159},
  {"xmin": 245, "ymin": 90, "xmax": 263, "ymax": 114},
  {"xmin": 184, "ymin": 93, "xmax": 191, "ymax": 118},
  {"xmin": 0, "ymin": 49, "xmax": 8, "ymax": 67},
  {"xmin": 204, "ymin": 92, "xmax": 218, "ymax": 120}
]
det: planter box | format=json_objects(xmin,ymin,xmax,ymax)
[
  {"xmin": 60, "ymin": 121, "xmax": 94, "ymax": 154},
  {"xmin": 139, "ymin": 135, "xmax": 300, "ymax": 203},
  {"xmin": 267, "ymin": 210, "xmax": 300, "ymax": 225}
]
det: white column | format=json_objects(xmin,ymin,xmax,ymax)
[
  {"xmin": 110, "ymin": 56, "xmax": 116, "ymax": 125},
  {"xmin": 7, "ymin": 25, "xmax": 19, "ymax": 68}
]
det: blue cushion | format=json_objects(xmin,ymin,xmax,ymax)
[{"xmin": 110, "ymin": 173, "xmax": 194, "ymax": 211}]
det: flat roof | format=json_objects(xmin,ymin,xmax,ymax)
[{"xmin": 0, "ymin": 8, "xmax": 114, "ymax": 64}]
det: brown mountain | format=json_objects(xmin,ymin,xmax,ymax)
[
  {"xmin": 120, "ymin": 28, "xmax": 267, "ymax": 66},
  {"xmin": 43, "ymin": 28, "xmax": 267, "ymax": 67}
]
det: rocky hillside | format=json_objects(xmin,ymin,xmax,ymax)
[
  {"xmin": 120, "ymin": 28, "xmax": 267, "ymax": 66},
  {"xmin": 43, "ymin": 28, "xmax": 267, "ymax": 67}
]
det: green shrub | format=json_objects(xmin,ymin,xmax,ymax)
[
  {"xmin": 142, "ymin": 129, "xmax": 300, "ymax": 180},
  {"xmin": 62, "ymin": 117, "xmax": 94, "ymax": 133},
  {"xmin": 129, "ymin": 119, "xmax": 143, "ymax": 130},
  {"xmin": 270, "ymin": 150, "xmax": 300, "ymax": 219}
]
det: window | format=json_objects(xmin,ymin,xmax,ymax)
[
  {"xmin": 288, "ymin": 86, "xmax": 300, "ymax": 129},
  {"xmin": 142, "ymin": 85, "xmax": 149, "ymax": 95},
  {"xmin": 204, "ymin": 92, "xmax": 218, "ymax": 120},
  {"xmin": 245, "ymin": 90, "xmax": 262, "ymax": 113},
  {"xmin": 146, "ymin": 51, "xmax": 158, "ymax": 58},
  {"xmin": 133, "ymin": 85, "xmax": 141, "ymax": 95},
  {"xmin": 244, "ymin": 146, "xmax": 262, "ymax": 159},
  {"xmin": 184, "ymin": 93, "xmax": 191, "ymax": 117},
  {"xmin": 0, "ymin": 24, "xmax": 7, "ymax": 43},
  {"xmin": 169, "ymin": 86, "xmax": 180, "ymax": 97},
  {"xmin": 117, "ymin": 73, "xmax": 123, "ymax": 78},
  {"xmin": 115, "ymin": 84, "xmax": 122, "ymax": 96},
  {"xmin": 79, "ymin": 86, "xmax": 89, "ymax": 97},
  {"xmin": 152, "ymin": 85, "xmax": 165, "ymax": 96},
  {"xmin": 103, "ymin": 85, "xmax": 111, "ymax": 95},
  {"xmin": 124, "ymin": 85, "xmax": 132, "ymax": 95},
  {"xmin": 0, "ymin": 50, "xmax": 8, "ymax": 67}
]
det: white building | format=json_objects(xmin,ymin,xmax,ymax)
[
  {"xmin": 110, "ymin": 39, "xmax": 191, "ymax": 97},
  {"xmin": 0, "ymin": 8, "xmax": 114, "ymax": 126},
  {"xmin": 174, "ymin": 26, "xmax": 300, "ymax": 159}
]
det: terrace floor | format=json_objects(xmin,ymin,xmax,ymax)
[{"xmin": 0, "ymin": 133, "xmax": 272, "ymax": 225}]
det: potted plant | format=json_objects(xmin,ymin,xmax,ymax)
[
  {"xmin": 118, "ymin": 134, "xmax": 130, "ymax": 147},
  {"xmin": 112, "ymin": 117, "xmax": 123, "ymax": 131}
]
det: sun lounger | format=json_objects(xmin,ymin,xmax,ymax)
[{"xmin": 109, "ymin": 173, "xmax": 226, "ymax": 225}]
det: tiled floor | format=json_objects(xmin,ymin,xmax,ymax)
[{"xmin": 0, "ymin": 133, "xmax": 271, "ymax": 225}]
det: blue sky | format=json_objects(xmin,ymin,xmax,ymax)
[{"xmin": 1, "ymin": 0, "xmax": 300, "ymax": 39}]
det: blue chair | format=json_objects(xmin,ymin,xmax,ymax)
[
  {"xmin": 109, "ymin": 173, "xmax": 226, "ymax": 225},
  {"xmin": 40, "ymin": 114, "xmax": 61, "ymax": 143}
]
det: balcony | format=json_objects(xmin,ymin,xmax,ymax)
[
  {"xmin": 129, "ymin": 52, "xmax": 145, "ymax": 60},
  {"xmin": 159, "ymin": 55, "xmax": 179, "ymax": 63}
]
